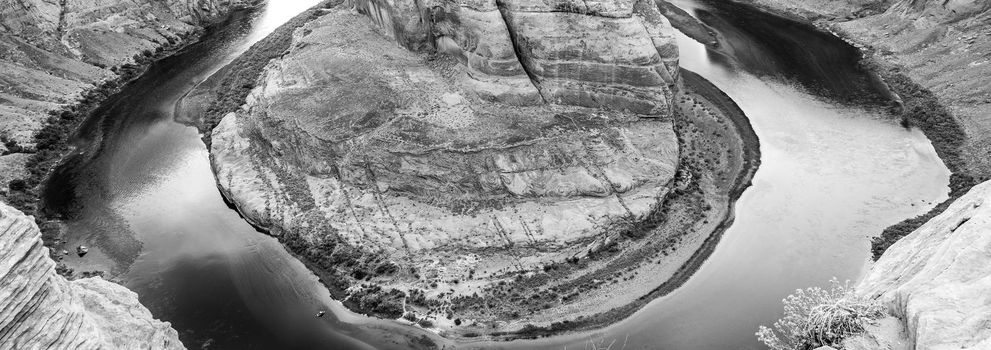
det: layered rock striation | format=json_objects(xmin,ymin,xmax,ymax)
[
  {"xmin": 206, "ymin": 0, "xmax": 756, "ymax": 338},
  {"xmin": 350, "ymin": 0, "xmax": 680, "ymax": 114},
  {"xmin": 0, "ymin": 201, "xmax": 185, "ymax": 349}
]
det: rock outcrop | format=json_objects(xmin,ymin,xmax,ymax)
[
  {"xmin": 843, "ymin": 180, "xmax": 991, "ymax": 350},
  {"xmin": 212, "ymin": 4, "xmax": 681, "ymax": 330},
  {"xmin": 350, "ymin": 0, "xmax": 680, "ymax": 114},
  {"xmin": 0, "ymin": 201, "xmax": 185, "ymax": 349},
  {"xmin": 206, "ymin": 0, "xmax": 759, "ymax": 337},
  {"xmin": 0, "ymin": 0, "xmax": 245, "ymax": 155}
]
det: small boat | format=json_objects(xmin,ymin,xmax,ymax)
[{"xmin": 316, "ymin": 311, "xmax": 326, "ymax": 318}]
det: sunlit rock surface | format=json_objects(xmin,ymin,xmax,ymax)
[
  {"xmin": 845, "ymin": 180, "xmax": 991, "ymax": 350},
  {"xmin": 0, "ymin": 202, "xmax": 184, "ymax": 350},
  {"xmin": 349, "ymin": 0, "xmax": 680, "ymax": 114},
  {"xmin": 210, "ymin": 0, "xmax": 702, "ymax": 335}
]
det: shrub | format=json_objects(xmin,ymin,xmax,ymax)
[{"xmin": 756, "ymin": 279, "xmax": 884, "ymax": 350}]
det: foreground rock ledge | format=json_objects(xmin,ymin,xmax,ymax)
[
  {"xmin": 843, "ymin": 180, "xmax": 991, "ymax": 350},
  {"xmin": 0, "ymin": 202, "xmax": 184, "ymax": 349},
  {"xmin": 209, "ymin": 0, "xmax": 752, "ymax": 339}
]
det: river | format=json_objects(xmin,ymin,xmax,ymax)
[{"xmin": 44, "ymin": 0, "xmax": 949, "ymax": 349}]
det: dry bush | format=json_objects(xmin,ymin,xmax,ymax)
[{"xmin": 756, "ymin": 278, "xmax": 884, "ymax": 350}]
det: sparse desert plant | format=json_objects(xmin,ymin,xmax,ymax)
[{"xmin": 756, "ymin": 278, "xmax": 884, "ymax": 350}]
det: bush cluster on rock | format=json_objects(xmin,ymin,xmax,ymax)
[{"xmin": 756, "ymin": 279, "xmax": 883, "ymax": 350}]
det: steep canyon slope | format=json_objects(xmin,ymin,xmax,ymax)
[
  {"xmin": 207, "ymin": 0, "xmax": 756, "ymax": 339},
  {"xmin": 0, "ymin": 0, "xmax": 245, "ymax": 188},
  {"xmin": 736, "ymin": 0, "xmax": 991, "ymax": 181}
]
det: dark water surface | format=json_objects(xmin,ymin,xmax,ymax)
[{"xmin": 44, "ymin": 1, "xmax": 948, "ymax": 349}]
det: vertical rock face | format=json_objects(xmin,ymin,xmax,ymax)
[
  {"xmin": 847, "ymin": 180, "xmax": 991, "ymax": 350},
  {"xmin": 0, "ymin": 202, "xmax": 185, "ymax": 350},
  {"xmin": 349, "ymin": 0, "xmax": 679, "ymax": 114},
  {"xmin": 0, "ymin": 0, "xmax": 245, "ymax": 150}
]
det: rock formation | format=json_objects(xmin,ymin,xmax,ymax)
[
  {"xmin": 0, "ymin": 1, "xmax": 244, "ymax": 348},
  {"xmin": 0, "ymin": 202, "xmax": 185, "ymax": 349},
  {"xmin": 841, "ymin": 180, "xmax": 991, "ymax": 349},
  {"xmin": 350, "ymin": 0, "xmax": 680, "ymax": 114},
  {"xmin": 207, "ymin": 0, "xmax": 754, "ymax": 337}
]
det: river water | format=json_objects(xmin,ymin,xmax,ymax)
[{"xmin": 44, "ymin": 0, "xmax": 949, "ymax": 349}]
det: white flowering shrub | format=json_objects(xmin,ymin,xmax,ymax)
[{"xmin": 756, "ymin": 278, "xmax": 884, "ymax": 350}]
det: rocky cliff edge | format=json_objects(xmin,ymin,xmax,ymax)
[
  {"xmin": 844, "ymin": 180, "xmax": 991, "ymax": 350},
  {"xmin": 0, "ymin": 201, "xmax": 185, "ymax": 349}
]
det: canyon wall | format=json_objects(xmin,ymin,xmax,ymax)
[
  {"xmin": 0, "ymin": 1, "xmax": 243, "ymax": 347},
  {"xmin": 736, "ymin": 0, "xmax": 991, "ymax": 180},
  {"xmin": 831, "ymin": 0, "xmax": 991, "ymax": 180},
  {"xmin": 0, "ymin": 201, "xmax": 185, "ymax": 349},
  {"xmin": 349, "ymin": 0, "xmax": 681, "ymax": 114},
  {"xmin": 0, "ymin": 0, "xmax": 246, "ymax": 185}
]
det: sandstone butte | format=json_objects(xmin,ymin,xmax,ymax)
[{"xmin": 207, "ymin": 0, "xmax": 758, "ymax": 338}]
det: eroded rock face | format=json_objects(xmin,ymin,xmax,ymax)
[
  {"xmin": 349, "ymin": 0, "xmax": 679, "ymax": 114},
  {"xmin": 0, "ymin": 0, "xmax": 245, "ymax": 150},
  {"xmin": 0, "ymin": 202, "xmax": 185, "ymax": 349},
  {"xmin": 210, "ymin": 2, "xmax": 695, "ymax": 334},
  {"xmin": 845, "ymin": 180, "xmax": 991, "ymax": 349}
]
